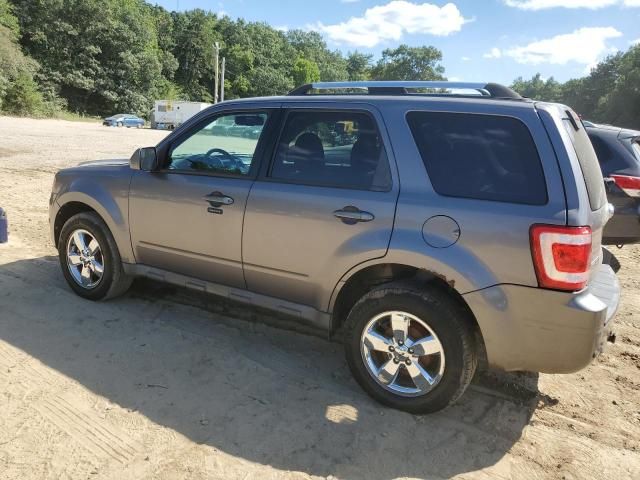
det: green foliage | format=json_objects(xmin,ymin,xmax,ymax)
[
  {"xmin": 2, "ymin": 71, "xmax": 44, "ymax": 115},
  {"xmin": 511, "ymin": 74, "xmax": 562, "ymax": 102},
  {"xmin": 3, "ymin": 0, "xmax": 638, "ymax": 130},
  {"xmin": 346, "ymin": 52, "xmax": 372, "ymax": 81},
  {"xmin": 0, "ymin": 0, "xmax": 18, "ymax": 39},
  {"xmin": 511, "ymin": 47, "xmax": 640, "ymax": 130},
  {"xmin": 0, "ymin": 7, "xmax": 52, "ymax": 116},
  {"xmin": 171, "ymin": 9, "xmax": 219, "ymax": 102},
  {"xmin": 11, "ymin": 0, "xmax": 168, "ymax": 115},
  {"xmin": 292, "ymin": 57, "xmax": 320, "ymax": 86},
  {"xmin": 371, "ymin": 45, "xmax": 445, "ymax": 81}
]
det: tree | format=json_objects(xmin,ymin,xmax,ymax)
[
  {"xmin": 346, "ymin": 51, "xmax": 372, "ymax": 81},
  {"xmin": 371, "ymin": 45, "xmax": 445, "ymax": 81},
  {"xmin": 0, "ymin": 0, "xmax": 18, "ymax": 38},
  {"xmin": 171, "ymin": 9, "xmax": 219, "ymax": 102},
  {"xmin": 291, "ymin": 57, "xmax": 320, "ymax": 86},
  {"xmin": 0, "ymin": 1, "xmax": 46, "ymax": 115},
  {"xmin": 246, "ymin": 67, "xmax": 293, "ymax": 97},
  {"xmin": 286, "ymin": 29, "xmax": 348, "ymax": 81},
  {"xmin": 11, "ymin": 0, "xmax": 168, "ymax": 114},
  {"xmin": 598, "ymin": 45, "xmax": 640, "ymax": 128},
  {"xmin": 2, "ymin": 71, "xmax": 43, "ymax": 114},
  {"xmin": 511, "ymin": 74, "xmax": 562, "ymax": 102}
]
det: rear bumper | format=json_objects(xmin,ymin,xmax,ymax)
[{"xmin": 463, "ymin": 264, "xmax": 620, "ymax": 373}]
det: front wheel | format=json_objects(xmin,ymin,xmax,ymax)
[
  {"xmin": 344, "ymin": 284, "xmax": 477, "ymax": 414},
  {"xmin": 58, "ymin": 212, "xmax": 133, "ymax": 301}
]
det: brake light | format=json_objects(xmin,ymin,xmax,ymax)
[
  {"xmin": 530, "ymin": 225, "xmax": 592, "ymax": 291},
  {"xmin": 610, "ymin": 174, "xmax": 640, "ymax": 197}
]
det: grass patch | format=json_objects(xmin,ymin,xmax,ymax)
[{"xmin": 52, "ymin": 111, "xmax": 102, "ymax": 123}]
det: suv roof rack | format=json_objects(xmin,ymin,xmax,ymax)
[{"xmin": 287, "ymin": 81, "xmax": 523, "ymax": 100}]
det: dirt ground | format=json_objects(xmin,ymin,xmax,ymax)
[{"xmin": 0, "ymin": 116, "xmax": 639, "ymax": 480}]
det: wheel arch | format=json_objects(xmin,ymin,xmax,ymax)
[
  {"xmin": 53, "ymin": 190, "xmax": 135, "ymax": 263},
  {"xmin": 329, "ymin": 262, "xmax": 487, "ymax": 369}
]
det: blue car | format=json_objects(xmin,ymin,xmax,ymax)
[{"xmin": 103, "ymin": 114, "xmax": 145, "ymax": 128}]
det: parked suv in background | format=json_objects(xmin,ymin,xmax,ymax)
[
  {"xmin": 50, "ymin": 82, "xmax": 620, "ymax": 413},
  {"xmin": 586, "ymin": 123, "xmax": 640, "ymax": 245}
]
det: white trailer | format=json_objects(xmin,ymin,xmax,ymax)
[{"xmin": 150, "ymin": 100, "xmax": 212, "ymax": 130}]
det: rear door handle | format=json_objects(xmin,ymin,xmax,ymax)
[
  {"xmin": 333, "ymin": 206, "xmax": 375, "ymax": 224},
  {"xmin": 204, "ymin": 191, "xmax": 234, "ymax": 206}
]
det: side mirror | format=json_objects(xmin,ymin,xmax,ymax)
[{"xmin": 130, "ymin": 147, "xmax": 159, "ymax": 171}]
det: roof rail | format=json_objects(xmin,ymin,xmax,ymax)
[{"xmin": 287, "ymin": 81, "xmax": 522, "ymax": 100}]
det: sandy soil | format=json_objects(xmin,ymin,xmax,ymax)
[{"xmin": 0, "ymin": 116, "xmax": 639, "ymax": 480}]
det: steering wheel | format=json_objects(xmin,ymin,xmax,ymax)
[{"xmin": 206, "ymin": 148, "xmax": 234, "ymax": 159}]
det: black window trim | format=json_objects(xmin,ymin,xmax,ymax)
[
  {"xmin": 405, "ymin": 109, "xmax": 550, "ymax": 206},
  {"xmin": 259, "ymin": 107, "xmax": 394, "ymax": 193},
  {"xmin": 156, "ymin": 107, "xmax": 279, "ymax": 181}
]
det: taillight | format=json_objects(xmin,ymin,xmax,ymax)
[
  {"xmin": 530, "ymin": 225, "xmax": 592, "ymax": 291},
  {"xmin": 610, "ymin": 174, "xmax": 640, "ymax": 197}
]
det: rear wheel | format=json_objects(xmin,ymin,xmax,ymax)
[
  {"xmin": 344, "ymin": 284, "xmax": 477, "ymax": 413},
  {"xmin": 58, "ymin": 212, "xmax": 132, "ymax": 301}
]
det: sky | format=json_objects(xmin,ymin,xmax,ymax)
[{"xmin": 153, "ymin": 0, "xmax": 640, "ymax": 84}]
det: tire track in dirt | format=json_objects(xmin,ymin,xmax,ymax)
[
  {"xmin": 34, "ymin": 394, "xmax": 142, "ymax": 465},
  {"xmin": 0, "ymin": 339, "xmax": 143, "ymax": 466}
]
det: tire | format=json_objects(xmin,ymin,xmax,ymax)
[
  {"xmin": 116, "ymin": 122, "xmax": 123, "ymax": 128},
  {"xmin": 58, "ymin": 212, "xmax": 133, "ymax": 301},
  {"xmin": 343, "ymin": 283, "xmax": 477, "ymax": 414}
]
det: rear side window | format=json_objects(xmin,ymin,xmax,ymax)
[
  {"xmin": 407, "ymin": 112, "xmax": 548, "ymax": 205},
  {"xmin": 632, "ymin": 141, "xmax": 640, "ymax": 161},
  {"xmin": 588, "ymin": 133, "xmax": 613, "ymax": 164}
]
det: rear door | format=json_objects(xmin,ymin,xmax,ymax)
[{"xmin": 242, "ymin": 104, "xmax": 399, "ymax": 310}]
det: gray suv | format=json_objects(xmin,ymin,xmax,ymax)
[{"xmin": 49, "ymin": 81, "xmax": 620, "ymax": 413}]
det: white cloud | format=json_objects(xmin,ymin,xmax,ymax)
[
  {"xmin": 461, "ymin": 56, "xmax": 471, "ymax": 61},
  {"xmin": 505, "ymin": 27, "xmax": 622, "ymax": 70},
  {"xmin": 313, "ymin": 1, "xmax": 467, "ymax": 48},
  {"xmin": 504, "ymin": 0, "xmax": 640, "ymax": 9},
  {"xmin": 483, "ymin": 47, "xmax": 502, "ymax": 59},
  {"xmin": 631, "ymin": 38, "xmax": 640, "ymax": 45}
]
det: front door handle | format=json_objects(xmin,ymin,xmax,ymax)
[
  {"xmin": 333, "ymin": 206, "xmax": 375, "ymax": 224},
  {"xmin": 204, "ymin": 191, "xmax": 234, "ymax": 206}
]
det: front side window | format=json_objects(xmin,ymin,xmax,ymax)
[
  {"xmin": 269, "ymin": 110, "xmax": 392, "ymax": 191},
  {"xmin": 168, "ymin": 112, "xmax": 267, "ymax": 176},
  {"xmin": 407, "ymin": 111, "xmax": 548, "ymax": 205}
]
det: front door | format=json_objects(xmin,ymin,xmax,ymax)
[
  {"xmin": 242, "ymin": 106, "xmax": 399, "ymax": 309},
  {"xmin": 129, "ymin": 110, "xmax": 272, "ymax": 288}
]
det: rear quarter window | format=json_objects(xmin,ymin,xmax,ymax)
[
  {"xmin": 406, "ymin": 111, "xmax": 548, "ymax": 205},
  {"xmin": 561, "ymin": 111, "xmax": 605, "ymax": 211}
]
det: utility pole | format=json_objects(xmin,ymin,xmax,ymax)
[
  {"xmin": 213, "ymin": 42, "xmax": 220, "ymax": 104},
  {"xmin": 220, "ymin": 57, "xmax": 226, "ymax": 102}
]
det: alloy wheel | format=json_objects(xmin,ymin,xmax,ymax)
[
  {"xmin": 66, "ymin": 229, "xmax": 105, "ymax": 289},
  {"xmin": 360, "ymin": 311, "xmax": 445, "ymax": 397}
]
